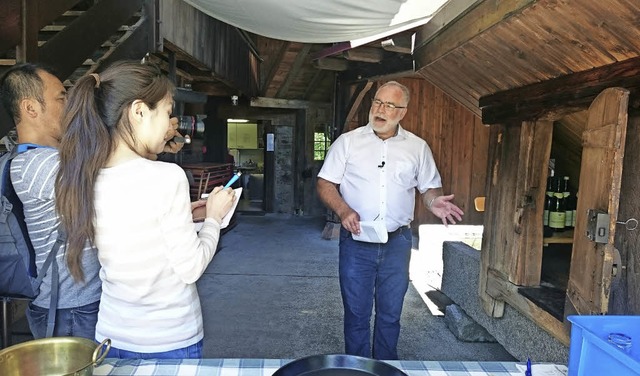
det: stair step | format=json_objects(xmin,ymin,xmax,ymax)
[
  {"xmin": 41, "ymin": 25, "xmax": 134, "ymax": 32},
  {"xmin": 62, "ymin": 10, "xmax": 85, "ymax": 17}
]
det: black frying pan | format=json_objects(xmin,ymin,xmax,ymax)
[{"xmin": 273, "ymin": 354, "xmax": 408, "ymax": 376}]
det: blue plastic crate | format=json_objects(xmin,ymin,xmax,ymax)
[{"xmin": 568, "ymin": 315, "xmax": 640, "ymax": 376}]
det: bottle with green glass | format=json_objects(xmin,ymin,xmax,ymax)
[
  {"xmin": 562, "ymin": 176, "xmax": 574, "ymax": 230},
  {"xmin": 549, "ymin": 177, "xmax": 566, "ymax": 233},
  {"xmin": 543, "ymin": 173, "xmax": 555, "ymax": 237}
]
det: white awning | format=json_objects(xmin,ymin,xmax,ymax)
[{"xmin": 182, "ymin": 0, "xmax": 455, "ymax": 44}]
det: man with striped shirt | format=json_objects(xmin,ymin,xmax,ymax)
[{"xmin": 0, "ymin": 63, "xmax": 101, "ymax": 339}]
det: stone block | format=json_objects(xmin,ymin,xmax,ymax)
[{"xmin": 444, "ymin": 304, "xmax": 496, "ymax": 342}]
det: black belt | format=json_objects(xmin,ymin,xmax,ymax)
[{"xmin": 388, "ymin": 225, "xmax": 409, "ymax": 237}]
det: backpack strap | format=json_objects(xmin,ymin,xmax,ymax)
[
  {"xmin": 33, "ymin": 226, "xmax": 66, "ymax": 338},
  {"xmin": 16, "ymin": 143, "xmax": 53, "ymax": 154}
]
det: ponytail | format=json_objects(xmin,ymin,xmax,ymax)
[
  {"xmin": 56, "ymin": 74, "xmax": 112, "ymax": 282},
  {"xmin": 56, "ymin": 61, "xmax": 174, "ymax": 282}
]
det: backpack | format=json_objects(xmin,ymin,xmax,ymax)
[{"xmin": 0, "ymin": 146, "xmax": 64, "ymax": 337}]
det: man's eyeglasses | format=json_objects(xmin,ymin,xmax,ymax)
[{"xmin": 372, "ymin": 99, "xmax": 406, "ymax": 110}]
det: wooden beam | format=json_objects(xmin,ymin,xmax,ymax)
[
  {"xmin": 276, "ymin": 44, "xmax": 312, "ymax": 98},
  {"xmin": 480, "ymin": 56, "xmax": 640, "ymax": 124},
  {"xmin": 414, "ymin": 0, "xmax": 534, "ymax": 69},
  {"xmin": 486, "ymin": 268, "xmax": 570, "ymax": 346},
  {"xmin": 381, "ymin": 36, "xmax": 412, "ymax": 54},
  {"xmin": 161, "ymin": 40, "xmax": 211, "ymax": 71},
  {"xmin": 167, "ymin": 50, "xmax": 177, "ymax": 84},
  {"xmin": 342, "ymin": 81, "xmax": 374, "ymax": 131},
  {"xmin": 339, "ymin": 54, "xmax": 414, "ymax": 83},
  {"xmin": 191, "ymin": 81, "xmax": 234, "ymax": 97},
  {"xmin": 343, "ymin": 47, "xmax": 384, "ymax": 63},
  {"xmin": 304, "ymin": 69, "xmax": 328, "ymax": 100},
  {"xmin": 310, "ymin": 42, "xmax": 352, "ymax": 60},
  {"xmin": 313, "ymin": 57, "xmax": 349, "ymax": 72},
  {"xmin": 16, "ymin": 0, "xmax": 39, "ymax": 62},
  {"xmin": 174, "ymin": 87, "xmax": 207, "ymax": 104},
  {"xmin": 261, "ymin": 41, "xmax": 290, "ymax": 96},
  {"xmin": 250, "ymin": 97, "xmax": 330, "ymax": 109},
  {"xmin": 148, "ymin": 54, "xmax": 188, "ymax": 81}
]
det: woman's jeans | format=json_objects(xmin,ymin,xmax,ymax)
[
  {"xmin": 106, "ymin": 339, "xmax": 203, "ymax": 359},
  {"xmin": 26, "ymin": 300, "xmax": 99, "ymax": 340},
  {"xmin": 339, "ymin": 226, "xmax": 412, "ymax": 360}
]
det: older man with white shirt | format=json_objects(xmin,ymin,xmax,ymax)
[{"xmin": 317, "ymin": 81, "xmax": 464, "ymax": 360}]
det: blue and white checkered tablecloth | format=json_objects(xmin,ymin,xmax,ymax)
[{"xmin": 93, "ymin": 358, "xmax": 568, "ymax": 376}]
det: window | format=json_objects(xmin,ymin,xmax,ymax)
[{"xmin": 314, "ymin": 132, "xmax": 331, "ymax": 161}]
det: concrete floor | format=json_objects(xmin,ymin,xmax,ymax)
[
  {"xmin": 200, "ymin": 213, "xmax": 515, "ymax": 361},
  {"xmin": 4, "ymin": 213, "xmax": 516, "ymax": 361}
]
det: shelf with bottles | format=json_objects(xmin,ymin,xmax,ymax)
[
  {"xmin": 543, "ymin": 229, "xmax": 574, "ymax": 246},
  {"xmin": 543, "ymin": 160, "xmax": 577, "ymax": 244}
]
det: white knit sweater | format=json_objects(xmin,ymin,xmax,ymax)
[{"xmin": 93, "ymin": 157, "xmax": 221, "ymax": 352}]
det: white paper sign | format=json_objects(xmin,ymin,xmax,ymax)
[{"xmin": 266, "ymin": 133, "xmax": 274, "ymax": 151}]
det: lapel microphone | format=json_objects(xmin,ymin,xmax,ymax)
[{"xmin": 378, "ymin": 161, "xmax": 385, "ymax": 168}]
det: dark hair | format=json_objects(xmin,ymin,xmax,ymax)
[
  {"xmin": 0, "ymin": 63, "xmax": 58, "ymax": 124},
  {"xmin": 55, "ymin": 60, "xmax": 174, "ymax": 281}
]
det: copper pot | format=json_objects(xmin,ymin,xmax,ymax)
[{"xmin": 0, "ymin": 337, "xmax": 110, "ymax": 376}]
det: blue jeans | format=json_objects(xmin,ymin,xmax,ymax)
[
  {"xmin": 339, "ymin": 226, "xmax": 412, "ymax": 360},
  {"xmin": 105, "ymin": 339, "xmax": 203, "ymax": 359},
  {"xmin": 26, "ymin": 300, "xmax": 99, "ymax": 340}
]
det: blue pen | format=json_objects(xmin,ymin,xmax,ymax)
[
  {"xmin": 224, "ymin": 171, "xmax": 242, "ymax": 188},
  {"xmin": 201, "ymin": 172, "xmax": 242, "ymax": 199},
  {"xmin": 525, "ymin": 358, "xmax": 532, "ymax": 376}
]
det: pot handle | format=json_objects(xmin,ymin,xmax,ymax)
[{"xmin": 92, "ymin": 338, "xmax": 112, "ymax": 366}]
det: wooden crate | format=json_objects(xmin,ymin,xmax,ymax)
[{"xmin": 181, "ymin": 163, "xmax": 233, "ymax": 201}]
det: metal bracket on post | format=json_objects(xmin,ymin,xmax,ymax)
[{"xmin": 586, "ymin": 209, "xmax": 609, "ymax": 243}]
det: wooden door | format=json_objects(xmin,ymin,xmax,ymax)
[{"xmin": 565, "ymin": 87, "xmax": 629, "ymax": 315}]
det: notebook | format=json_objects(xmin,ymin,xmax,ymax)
[{"xmin": 194, "ymin": 187, "xmax": 242, "ymax": 231}]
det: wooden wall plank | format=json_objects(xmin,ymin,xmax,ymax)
[
  {"xmin": 479, "ymin": 124, "xmax": 507, "ymax": 318},
  {"xmin": 611, "ymin": 113, "xmax": 640, "ymax": 314},
  {"xmin": 160, "ymin": 0, "xmax": 256, "ymax": 96},
  {"xmin": 468, "ymin": 117, "xmax": 490, "ymax": 224},
  {"xmin": 511, "ymin": 120, "xmax": 553, "ymax": 286},
  {"xmin": 566, "ymin": 87, "xmax": 629, "ymax": 315},
  {"xmin": 450, "ymin": 102, "xmax": 474, "ymax": 216}
]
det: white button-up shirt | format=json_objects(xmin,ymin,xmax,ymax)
[{"xmin": 318, "ymin": 123, "xmax": 441, "ymax": 232}]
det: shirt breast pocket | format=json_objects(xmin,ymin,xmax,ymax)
[{"xmin": 393, "ymin": 162, "xmax": 417, "ymax": 187}]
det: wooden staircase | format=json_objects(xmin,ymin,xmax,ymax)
[
  {"xmin": 0, "ymin": 0, "xmax": 156, "ymax": 88},
  {"xmin": 0, "ymin": 0, "xmax": 157, "ymax": 138}
]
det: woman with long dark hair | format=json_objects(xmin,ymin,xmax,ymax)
[{"xmin": 55, "ymin": 61, "xmax": 235, "ymax": 358}]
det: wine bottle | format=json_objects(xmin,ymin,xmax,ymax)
[
  {"xmin": 563, "ymin": 176, "xmax": 573, "ymax": 229},
  {"xmin": 543, "ymin": 174, "xmax": 555, "ymax": 237},
  {"xmin": 572, "ymin": 191, "xmax": 578, "ymax": 228},
  {"xmin": 549, "ymin": 177, "xmax": 566, "ymax": 232}
]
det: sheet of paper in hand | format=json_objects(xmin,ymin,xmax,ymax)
[
  {"xmin": 194, "ymin": 187, "xmax": 242, "ymax": 231},
  {"xmin": 352, "ymin": 221, "xmax": 388, "ymax": 243}
]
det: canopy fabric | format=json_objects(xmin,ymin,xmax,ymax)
[{"xmin": 182, "ymin": 0, "xmax": 451, "ymax": 43}]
